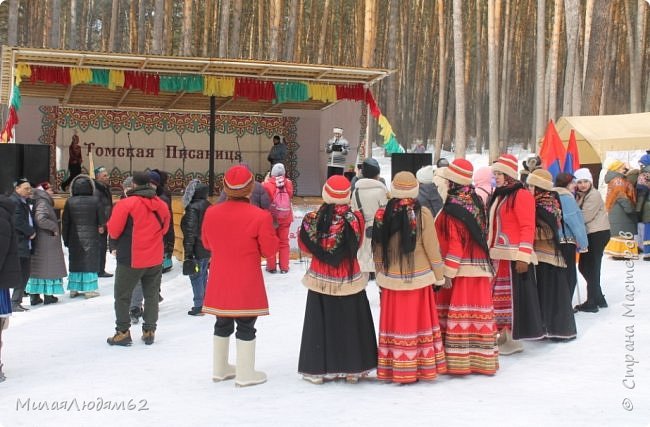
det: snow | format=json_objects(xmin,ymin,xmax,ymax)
[{"xmin": 2, "ymin": 149, "xmax": 650, "ymax": 427}]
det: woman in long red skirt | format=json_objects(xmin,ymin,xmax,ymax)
[
  {"xmin": 435, "ymin": 159, "xmax": 498, "ymax": 375},
  {"xmin": 372, "ymin": 171, "xmax": 447, "ymax": 384}
]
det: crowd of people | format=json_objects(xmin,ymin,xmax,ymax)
[{"xmin": 1, "ymin": 148, "xmax": 648, "ymax": 387}]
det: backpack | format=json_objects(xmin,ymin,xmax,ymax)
[{"xmin": 269, "ymin": 185, "xmax": 292, "ymax": 220}]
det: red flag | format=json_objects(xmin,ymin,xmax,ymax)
[
  {"xmin": 539, "ymin": 120, "xmax": 566, "ymax": 179},
  {"xmin": 563, "ymin": 129, "xmax": 580, "ymax": 174}
]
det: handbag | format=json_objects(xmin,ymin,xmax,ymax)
[
  {"xmin": 353, "ymin": 189, "xmax": 373, "ymax": 239},
  {"xmin": 182, "ymin": 259, "xmax": 199, "ymax": 276}
]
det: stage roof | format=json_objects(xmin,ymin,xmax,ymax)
[{"xmin": 0, "ymin": 46, "xmax": 393, "ymax": 116}]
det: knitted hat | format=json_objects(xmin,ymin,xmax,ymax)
[
  {"xmin": 361, "ymin": 158, "xmax": 380, "ymax": 179},
  {"xmin": 527, "ymin": 169, "xmax": 554, "ymax": 191},
  {"xmin": 554, "ymin": 172, "xmax": 575, "ymax": 188},
  {"xmin": 271, "ymin": 163, "xmax": 286, "ymax": 177},
  {"xmin": 492, "ymin": 154, "xmax": 519, "ymax": 179},
  {"xmin": 333, "ymin": 127, "xmax": 343, "ymax": 134},
  {"xmin": 473, "ymin": 166, "xmax": 494, "ymax": 188},
  {"xmin": 439, "ymin": 158, "xmax": 474, "ymax": 186},
  {"xmin": 607, "ymin": 159, "xmax": 625, "ymax": 172},
  {"xmin": 322, "ymin": 175, "xmax": 351, "ymax": 205},
  {"xmin": 149, "ymin": 170, "xmax": 161, "ymax": 185},
  {"xmin": 224, "ymin": 165, "xmax": 254, "ymax": 198},
  {"xmin": 416, "ymin": 165, "xmax": 434, "ymax": 184},
  {"xmin": 132, "ymin": 171, "xmax": 150, "ymax": 186},
  {"xmin": 574, "ymin": 168, "xmax": 593, "ymax": 183},
  {"xmin": 391, "ymin": 171, "xmax": 419, "ymax": 199}
]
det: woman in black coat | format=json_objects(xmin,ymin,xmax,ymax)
[
  {"xmin": 62, "ymin": 175, "xmax": 104, "ymax": 298},
  {"xmin": 180, "ymin": 181, "xmax": 211, "ymax": 315},
  {"xmin": 0, "ymin": 194, "xmax": 22, "ymax": 381}
]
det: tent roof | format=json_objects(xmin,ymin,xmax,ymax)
[
  {"xmin": 0, "ymin": 46, "xmax": 393, "ymax": 115},
  {"xmin": 556, "ymin": 112, "xmax": 650, "ymax": 164}
]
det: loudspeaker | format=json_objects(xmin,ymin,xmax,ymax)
[
  {"xmin": 390, "ymin": 153, "xmax": 433, "ymax": 179},
  {"xmin": 0, "ymin": 144, "xmax": 51, "ymax": 195},
  {"xmin": 0, "ymin": 144, "xmax": 22, "ymax": 195}
]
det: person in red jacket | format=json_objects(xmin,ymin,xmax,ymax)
[
  {"xmin": 488, "ymin": 154, "xmax": 544, "ymax": 355},
  {"xmin": 202, "ymin": 165, "xmax": 278, "ymax": 387},
  {"xmin": 106, "ymin": 171, "xmax": 170, "ymax": 347},
  {"xmin": 435, "ymin": 159, "xmax": 498, "ymax": 375},
  {"xmin": 263, "ymin": 163, "xmax": 294, "ymax": 274}
]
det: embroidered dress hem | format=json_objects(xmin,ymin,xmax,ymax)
[
  {"xmin": 67, "ymin": 272, "xmax": 99, "ymax": 292},
  {"xmin": 377, "ymin": 287, "xmax": 447, "ymax": 383},
  {"xmin": 604, "ymin": 236, "xmax": 638, "ymax": 258},
  {"xmin": 436, "ymin": 277, "xmax": 499, "ymax": 376},
  {"xmin": 26, "ymin": 278, "xmax": 65, "ymax": 295}
]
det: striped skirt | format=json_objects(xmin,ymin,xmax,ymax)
[
  {"xmin": 604, "ymin": 235, "xmax": 638, "ymax": 259},
  {"xmin": 26, "ymin": 278, "xmax": 65, "ymax": 295},
  {"xmin": 377, "ymin": 286, "xmax": 447, "ymax": 383},
  {"xmin": 436, "ymin": 277, "xmax": 498, "ymax": 375},
  {"xmin": 67, "ymin": 272, "xmax": 98, "ymax": 292},
  {"xmin": 492, "ymin": 260, "xmax": 513, "ymax": 331}
]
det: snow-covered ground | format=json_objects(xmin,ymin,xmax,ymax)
[{"xmin": 1, "ymin": 149, "xmax": 649, "ymax": 427}]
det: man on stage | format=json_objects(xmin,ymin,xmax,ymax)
[{"xmin": 325, "ymin": 127, "xmax": 349, "ymax": 178}]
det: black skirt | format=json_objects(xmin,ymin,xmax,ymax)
[
  {"xmin": 511, "ymin": 262, "xmax": 546, "ymax": 340},
  {"xmin": 536, "ymin": 262, "xmax": 577, "ymax": 339},
  {"xmin": 298, "ymin": 289, "xmax": 378, "ymax": 376}
]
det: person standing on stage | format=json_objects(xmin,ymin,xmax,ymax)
[
  {"xmin": 267, "ymin": 135, "xmax": 287, "ymax": 169},
  {"xmin": 61, "ymin": 134, "xmax": 83, "ymax": 192},
  {"xmin": 326, "ymin": 127, "xmax": 349, "ymax": 178}
]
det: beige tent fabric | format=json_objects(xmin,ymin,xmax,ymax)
[{"xmin": 556, "ymin": 113, "xmax": 650, "ymax": 164}]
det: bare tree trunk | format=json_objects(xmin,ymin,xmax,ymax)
[
  {"xmin": 230, "ymin": 0, "xmax": 242, "ymax": 58},
  {"xmin": 581, "ymin": 0, "xmax": 612, "ymax": 115},
  {"xmin": 547, "ymin": 0, "xmax": 563, "ymax": 121},
  {"xmin": 108, "ymin": 0, "xmax": 119, "ymax": 51},
  {"xmin": 165, "ymin": 0, "xmax": 174, "ymax": 54},
  {"xmin": 488, "ymin": 0, "xmax": 499, "ymax": 162},
  {"xmin": 138, "ymin": 0, "xmax": 146, "ymax": 53},
  {"xmin": 129, "ymin": 0, "xmax": 137, "ymax": 52},
  {"xmin": 68, "ymin": 0, "xmax": 78, "ymax": 49},
  {"xmin": 563, "ymin": 0, "xmax": 579, "ymax": 116},
  {"xmin": 624, "ymin": 0, "xmax": 646, "ymax": 113},
  {"xmin": 219, "ymin": 0, "xmax": 231, "ymax": 57},
  {"xmin": 362, "ymin": 0, "xmax": 377, "ymax": 67},
  {"xmin": 317, "ymin": 0, "xmax": 331, "ymax": 63},
  {"xmin": 434, "ymin": 0, "xmax": 447, "ymax": 161},
  {"xmin": 268, "ymin": 0, "xmax": 282, "ymax": 61},
  {"xmin": 475, "ymin": 0, "xmax": 484, "ymax": 153},
  {"xmin": 181, "ymin": 0, "xmax": 193, "ymax": 55},
  {"xmin": 8, "ymin": 0, "xmax": 19, "ymax": 46},
  {"xmin": 452, "ymin": 0, "xmax": 467, "ymax": 157},
  {"xmin": 201, "ymin": 0, "xmax": 210, "ymax": 56},
  {"xmin": 295, "ymin": 0, "xmax": 305, "ymax": 61},
  {"xmin": 284, "ymin": 0, "xmax": 299, "ymax": 61},
  {"xmin": 385, "ymin": 0, "xmax": 398, "ymax": 149},
  {"xmin": 153, "ymin": 0, "xmax": 164, "ymax": 54},
  {"xmin": 600, "ymin": 9, "xmax": 617, "ymax": 115},
  {"xmin": 582, "ymin": 0, "xmax": 594, "ymax": 87}
]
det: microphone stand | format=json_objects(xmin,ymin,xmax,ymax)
[
  {"xmin": 235, "ymin": 135, "xmax": 242, "ymax": 164},
  {"xmin": 180, "ymin": 133, "xmax": 186, "ymax": 187},
  {"xmin": 127, "ymin": 132, "xmax": 133, "ymax": 176}
]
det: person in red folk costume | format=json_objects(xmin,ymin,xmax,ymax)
[
  {"xmin": 435, "ymin": 159, "xmax": 498, "ymax": 375},
  {"xmin": 488, "ymin": 154, "xmax": 545, "ymax": 355},
  {"xmin": 201, "ymin": 165, "xmax": 278, "ymax": 387},
  {"xmin": 297, "ymin": 175, "xmax": 377, "ymax": 385},
  {"xmin": 372, "ymin": 171, "xmax": 447, "ymax": 384}
]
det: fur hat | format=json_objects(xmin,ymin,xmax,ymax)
[
  {"xmin": 361, "ymin": 158, "xmax": 381, "ymax": 179},
  {"xmin": 574, "ymin": 168, "xmax": 593, "ymax": 183},
  {"xmin": 439, "ymin": 158, "xmax": 474, "ymax": 186},
  {"xmin": 416, "ymin": 165, "xmax": 434, "ymax": 184},
  {"xmin": 271, "ymin": 163, "xmax": 286, "ymax": 177},
  {"xmin": 492, "ymin": 153, "xmax": 519, "ymax": 179},
  {"xmin": 223, "ymin": 165, "xmax": 254, "ymax": 198},
  {"xmin": 391, "ymin": 171, "xmax": 419, "ymax": 199},
  {"xmin": 322, "ymin": 175, "xmax": 351, "ymax": 205},
  {"xmin": 527, "ymin": 169, "xmax": 554, "ymax": 191}
]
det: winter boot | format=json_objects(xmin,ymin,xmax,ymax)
[
  {"xmin": 43, "ymin": 295, "xmax": 58, "ymax": 305},
  {"xmin": 235, "ymin": 339, "xmax": 267, "ymax": 387},
  {"xmin": 84, "ymin": 291, "xmax": 100, "ymax": 299},
  {"xmin": 70, "ymin": 291, "xmax": 80, "ymax": 298},
  {"xmin": 141, "ymin": 329, "xmax": 155, "ymax": 345},
  {"xmin": 107, "ymin": 330, "xmax": 132, "ymax": 346},
  {"xmin": 30, "ymin": 294, "xmax": 43, "ymax": 306},
  {"xmin": 302, "ymin": 374, "xmax": 324, "ymax": 385},
  {"xmin": 0, "ymin": 363, "xmax": 5, "ymax": 382},
  {"xmin": 188, "ymin": 307, "xmax": 204, "ymax": 316},
  {"xmin": 498, "ymin": 329, "xmax": 524, "ymax": 355},
  {"xmin": 212, "ymin": 336, "xmax": 236, "ymax": 382}
]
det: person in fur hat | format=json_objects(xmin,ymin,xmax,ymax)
[
  {"xmin": 202, "ymin": 165, "xmax": 278, "ymax": 387},
  {"xmin": 298, "ymin": 175, "xmax": 377, "ymax": 384},
  {"xmin": 372, "ymin": 171, "xmax": 447, "ymax": 383}
]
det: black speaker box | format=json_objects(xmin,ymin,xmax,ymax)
[
  {"xmin": 0, "ymin": 144, "xmax": 51, "ymax": 195},
  {"xmin": 390, "ymin": 153, "xmax": 433, "ymax": 179}
]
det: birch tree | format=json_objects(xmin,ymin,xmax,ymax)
[{"xmin": 452, "ymin": 0, "xmax": 467, "ymax": 158}]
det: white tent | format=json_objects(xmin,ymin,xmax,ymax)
[{"xmin": 556, "ymin": 112, "xmax": 650, "ymax": 164}]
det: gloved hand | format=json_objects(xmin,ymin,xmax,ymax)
[{"xmin": 515, "ymin": 260, "xmax": 529, "ymax": 274}]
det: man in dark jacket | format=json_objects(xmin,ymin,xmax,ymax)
[
  {"xmin": 180, "ymin": 181, "xmax": 211, "ymax": 315},
  {"xmin": 94, "ymin": 166, "xmax": 113, "ymax": 278},
  {"xmin": 267, "ymin": 135, "xmax": 287, "ymax": 169},
  {"xmin": 0, "ymin": 194, "xmax": 22, "ymax": 380},
  {"xmin": 8, "ymin": 178, "xmax": 35, "ymax": 312},
  {"xmin": 149, "ymin": 169, "xmax": 175, "ymax": 274},
  {"xmin": 107, "ymin": 171, "xmax": 170, "ymax": 346}
]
